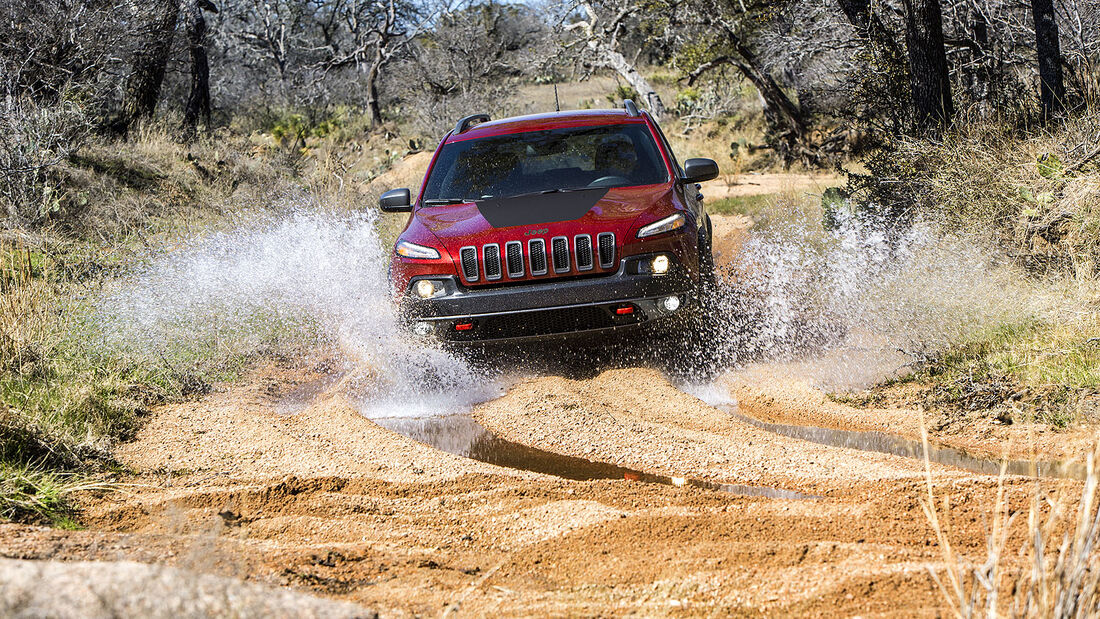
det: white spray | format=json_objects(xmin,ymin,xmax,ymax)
[{"xmin": 94, "ymin": 208, "xmax": 502, "ymax": 418}]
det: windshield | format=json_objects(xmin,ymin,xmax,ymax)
[{"xmin": 420, "ymin": 123, "xmax": 669, "ymax": 204}]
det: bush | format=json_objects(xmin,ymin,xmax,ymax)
[
  {"xmin": 851, "ymin": 112, "xmax": 1100, "ymax": 277},
  {"xmin": 0, "ymin": 98, "xmax": 92, "ymax": 228}
]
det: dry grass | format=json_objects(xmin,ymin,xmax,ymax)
[
  {"xmin": 0, "ymin": 115, "xmax": 422, "ymax": 527},
  {"xmin": 922, "ymin": 419, "xmax": 1100, "ymax": 617},
  {"xmin": 873, "ymin": 112, "xmax": 1100, "ymax": 279}
]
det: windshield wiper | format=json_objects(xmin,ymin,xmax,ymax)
[
  {"xmin": 488, "ymin": 187, "xmax": 595, "ymax": 200},
  {"xmin": 542, "ymin": 187, "xmax": 591, "ymax": 194},
  {"xmin": 422, "ymin": 198, "xmax": 469, "ymax": 205}
]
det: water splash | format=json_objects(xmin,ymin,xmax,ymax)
[
  {"xmin": 94, "ymin": 208, "xmax": 501, "ymax": 417},
  {"xmin": 696, "ymin": 205, "xmax": 1043, "ymax": 389}
]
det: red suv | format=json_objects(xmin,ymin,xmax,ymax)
[{"xmin": 381, "ymin": 100, "xmax": 718, "ymax": 343}]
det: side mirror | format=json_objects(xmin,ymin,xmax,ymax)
[
  {"xmin": 380, "ymin": 188, "xmax": 412, "ymax": 212},
  {"xmin": 682, "ymin": 158, "xmax": 719, "ymax": 183}
]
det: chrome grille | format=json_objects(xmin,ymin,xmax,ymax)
[
  {"xmin": 574, "ymin": 234, "xmax": 594, "ymax": 271},
  {"xmin": 597, "ymin": 232, "xmax": 615, "ymax": 269},
  {"xmin": 505, "ymin": 241, "xmax": 524, "ymax": 278},
  {"xmin": 460, "ymin": 246, "xmax": 479, "ymax": 282},
  {"xmin": 483, "ymin": 244, "xmax": 502, "ymax": 280},
  {"xmin": 457, "ymin": 233, "xmax": 615, "ymax": 283},
  {"xmin": 551, "ymin": 236, "xmax": 570, "ymax": 273},
  {"xmin": 529, "ymin": 239, "xmax": 548, "ymax": 275}
]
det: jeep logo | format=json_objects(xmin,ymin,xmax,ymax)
[{"xmin": 524, "ymin": 228, "xmax": 548, "ymax": 237}]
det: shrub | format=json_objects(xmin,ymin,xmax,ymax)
[
  {"xmin": 0, "ymin": 97, "xmax": 92, "ymax": 227},
  {"xmin": 851, "ymin": 112, "xmax": 1100, "ymax": 277}
]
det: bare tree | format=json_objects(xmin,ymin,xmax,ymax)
[
  {"xmin": 662, "ymin": 0, "xmax": 822, "ymax": 164},
  {"xmin": 184, "ymin": 0, "xmax": 219, "ymax": 135},
  {"xmin": 1030, "ymin": 0, "xmax": 1065, "ymax": 119},
  {"xmin": 214, "ymin": 0, "xmax": 421, "ymax": 125},
  {"xmin": 314, "ymin": 0, "xmax": 420, "ymax": 128},
  {"xmin": 397, "ymin": 2, "xmax": 547, "ymax": 135},
  {"xmin": 902, "ymin": 0, "xmax": 953, "ymax": 129},
  {"xmin": 561, "ymin": 1, "xmax": 667, "ymax": 118}
]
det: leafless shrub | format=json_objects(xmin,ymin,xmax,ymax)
[
  {"xmin": 0, "ymin": 0, "xmax": 132, "ymax": 106},
  {"xmin": 0, "ymin": 97, "xmax": 92, "ymax": 228}
]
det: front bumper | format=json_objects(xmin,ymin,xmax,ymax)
[{"xmin": 399, "ymin": 257, "xmax": 693, "ymax": 342}]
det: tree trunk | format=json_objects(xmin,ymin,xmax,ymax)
[
  {"xmin": 183, "ymin": 0, "xmax": 215, "ymax": 136},
  {"xmin": 366, "ymin": 55, "xmax": 384, "ymax": 129},
  {"xmin": 592, "ymin": 42, "xmax": 666, "ymax": 119},
  {"xmin": 902, "ymin": 0, "xmax": 954, "ymax": 130},
  {"xmin": 1030, "ymin": 0, "xmax": 1066, "ymax": 120},
  {"xmin": 723, "ymin": 31, "xmax": 814, "ymax": 164},
  {"xmin": 117, "ymin": 0, "xmax": 181, "ymax": 133}
]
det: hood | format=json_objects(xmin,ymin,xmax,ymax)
[{"xmin": 414, "ymin": 184, "xmax": 674, "ymax": 252}]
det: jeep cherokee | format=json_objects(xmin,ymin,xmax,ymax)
[{"xmin": 381, "ymin": 100, "xmax": 719, "ymax": 343}]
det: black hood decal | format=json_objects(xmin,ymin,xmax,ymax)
[{"xmin": 475, "ymin": 188, "xmax": 609, "ymax": 228}]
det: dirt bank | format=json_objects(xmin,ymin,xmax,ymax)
[
  {"xmin": 726, "ymin": 362, "xmax": 1100, "ymax": 465},
  {"xmin": 703, "ymin": 173, "xmax": 844, "ymax": 204}
]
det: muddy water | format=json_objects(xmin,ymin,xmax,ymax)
[
  {"xmin": 722, "ymin": 406, "xmax": 1086, "ymax": 480},
  {"xmin": 373, "ymin": 414, "xmax": 815, "ymax": 499}
]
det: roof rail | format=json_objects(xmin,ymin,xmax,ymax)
[
  {"xmin": 454, "ymin": 113, "xmax": 490, "ymax": 135},
  {"xmin": 623, "ymin": 99, "xmax": 640, "ymax": 117}
]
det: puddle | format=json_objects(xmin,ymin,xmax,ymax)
[
  {"xmin": 721, "ymin": 406, "xmax": 1086, "ymax": 480},
  {"xmin": 373, "ymin": 414, "xmax": 815, "ymax": 499},
  {"xmin": 278, "ymin": 373, "xmax": 814, "ymax": 498}
]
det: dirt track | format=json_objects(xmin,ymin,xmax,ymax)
[
  {"xmin": 1, "ymin": 355, "xmax": 1078, "ymax": 616},
  {"xmin": 0, "ymin": 190, "xmax": 1091, "ymax": 616}
]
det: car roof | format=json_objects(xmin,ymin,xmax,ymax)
[{"xmin": 447, "ymin": 109, "xmax": 647, "ymax": 142}]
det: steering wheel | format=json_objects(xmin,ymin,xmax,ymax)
[{"xmin": 587, "ymin": 175, "xmax": 631, "ymax": 188}]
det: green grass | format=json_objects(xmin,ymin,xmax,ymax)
[
  {"xmin": 0, "ymin": 461, "xmax": 113, "ymax": 527},
  {"xmin": 911, "ymin": 316, "xmax": 1100, "ymax": 426},
  {"xmin": 707, "ymin": 193, "xmax": 775, "ymax": 217},
  {"xmin": 926, "ymin": 319, "xmax": 1100, "ymax": 390}
]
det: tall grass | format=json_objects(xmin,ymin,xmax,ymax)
[
  {"xmin": 862, "ymin": 111, "xmax": 1100, "ymax": 280},
  {"xmin": 921, "ymin": 419, "xmax": 1100, "ymax": 617}
]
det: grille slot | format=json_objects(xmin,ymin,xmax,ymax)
[
  {"xmin": 574, "ymin": 235, "xmax": 594, "ymax": 271},
  {"xmin": 551, "ymin": 236, "xmax": 570, "ymax": 273},
  {"xmin": 459, "ymin": 246, "xmax": 479, "ymax": 282},
  {"xmin": 505, "ymin": 241, "xmax": 524, "ymax": 278},
  {"xmin": 597, "ymin": 233, "xmax": 616, "ymax": 269},
  {"xmin": 483, "ymin": 244, "xmax": 502, "ymax": 280},
  {"xmin": 528, "ymin": 239, "xmax": 548, "ymax": 275}
]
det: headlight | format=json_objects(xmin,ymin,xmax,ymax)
[
  {"xmin": 413, "ymin": 279, "xmax": 447, "ymax": 299},
  {"xmin": 651, "ymin": 255, "xmax": 670, "ymax": 274},
  {"xmin": 637, "ymin": 213, "xmax": 686, "ymax": 238},
  {"xmin": 395, "ymin": 240, "xmax": 441, "ymax": 260}
]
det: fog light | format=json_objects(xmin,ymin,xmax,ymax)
[
  {"xmin": 651, "ymin": 255, "xmax": 670, "ymax": 274},
  {"xmin": 415, "ymin": 280, "xmax": 438, "ymax": 299},
  {"xmin": 662, "ymin": 295, "xmax": 681, "ymax": 312},
  {"xmin": 412, "ymin": 322, "xmax": 433, "ymax": 336}
]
